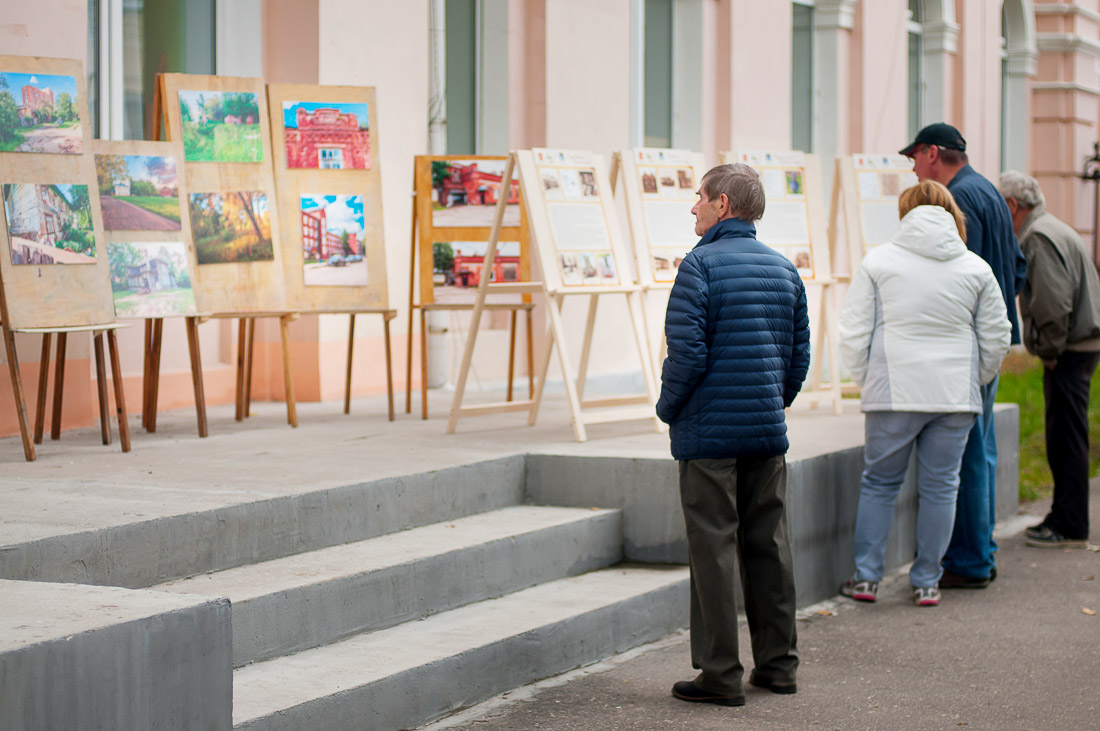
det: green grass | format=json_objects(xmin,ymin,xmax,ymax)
[
  {"xmin": 995, "ymin": 351, "xmax": 1100, "ymax": 503},
  {"xmin": 117, "ymin": 195, "xmax": 181, "ymax": 222},
  {"xmin": 194, "ymin": 230, "xmax": 273, "ymax": 264},
  {"xmin": 182, "ymin": 122, "xmax": 262, "ymax": 162}
]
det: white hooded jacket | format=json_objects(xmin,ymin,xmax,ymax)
[{"xmin": 839, "ymin": 204, "xmax": 1011, "ymax": 413}]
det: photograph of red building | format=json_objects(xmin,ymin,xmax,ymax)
[
  {"xmin": 431, "ymin": 159, "xmax": 521, "ymax": 228},
  {"xmin": 283, "ymin": 101, "xmax": 371, "ymax": 170},
  {"xmin": 451, "ymin": 254, "xmax": 520, "ymax": 288}
]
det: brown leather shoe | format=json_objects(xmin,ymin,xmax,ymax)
[{"xmin": 672, "ymin": 680, "xmax": 745, "ymax": 706}]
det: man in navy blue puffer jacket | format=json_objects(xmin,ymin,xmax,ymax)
[{"xmin": 660, "ymin": 163, "xmax": 810, "ymax": 709}]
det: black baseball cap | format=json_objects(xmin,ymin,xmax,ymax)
[{"xmin": 899, "ymin": 122, "xmax": 967, "ymax": 156}]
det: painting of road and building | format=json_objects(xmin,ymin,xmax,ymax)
[
  {"xmin": 431, "ymin": 160, "xmax": 520, "ymax": 228},
  {"xmin": 107, "ymin": 241, "xmax": 196, "ymax": 318},
  {"xmin": 300, "ymin": 194, "xmax": 367, "ymax": 286},
  {"xmin": 283, "ymin": 101, "xmax": 370, "ymax": 170},
  {"xmin": 187, "ymin": 191, "xmax": 273, "ymax": 264},
  {"xmin": 2, "ymin": 183, "xmax": 96, "ymax": 264},
  {"xmin": 178, "ymin": 90, "xmax": 263, "ymax": 163},
  {"xmin": 95, "ymin": 153, "xmax": 181, "ymax": 231},
  {"xmin": 0, "ymin": 71, "xmax": 82, "ymax": 154},
  {"xmin": 431, "ymin": 240, "xmax": 520, "ymax": 305}
]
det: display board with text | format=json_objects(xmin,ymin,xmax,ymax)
[
  {"xmin": 616, "ymin": 148, "xmax": 705, "ymax": 287},
  {"xmin": 831, "ymin": 153, "xmax": 918, "ymax": 277}
]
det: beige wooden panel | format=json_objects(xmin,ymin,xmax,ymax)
[
  {"xmin": 91, "ymin": 138, "xmax": 204, "ymax": 317},
  {"xmin": 158, "ymin": 72, "xmax": 287, "ymax": 313},
  {"xmin": 266, "ymin": 83, "xmax": 387, "ymax": 312},
  {"xmin": 0, "ymin": 55, "xmax": 114, "ymax": 329}
]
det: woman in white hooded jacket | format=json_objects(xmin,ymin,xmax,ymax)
[{"xmin": 838, "ymin": 180, "xmax": 1010, "ymax": 607}]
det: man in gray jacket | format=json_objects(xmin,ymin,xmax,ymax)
[{"xmin": 1000, "ymin": 171, "xmax": 1100, "ymax": 548}]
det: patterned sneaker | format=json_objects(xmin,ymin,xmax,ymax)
[
  {"xmin": 912, "ymin": 586, "xmax": 940, "ymax": 607},
  {"xmin": 1026, "ymin": 526, "xmax": 1087, "ymax": 549},
  {"xmin": 840, "ymin": 578, "xmax": 878, "ymax": 602}
]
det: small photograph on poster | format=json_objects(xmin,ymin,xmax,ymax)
[
  {"xmin": 541, "ymin": 169, "xmax": 563, "ymax": 200},
  {"xmin": 178, "ymin": 90, "xmax": 262, "ymax": 163},
  {"xmin": 785, "ymin": 170, "xmax": 804, "ymax": 196},
  {"xmin": 188, "ymin": 191, "xmax": 273, "ymax": 264},
  {"xmin": 578, "ymin": 169, "xmax": 599, "ymax": 200},
  {"xmin": 559, "ymin": 169, "xmax": 582, "ymax": 201},
  {"xmin": 792, "ymin": 249, "xmax": 812, "ymax": 275},
  {"xmin": 658, "ymin": 170, "xmax": 679, "ymax": 200},
  {"xmin": 858, "ymin": 171, "xmax": 881, "ymax": 201},
  {"xmin": 677, "ymin": 168, "xmax": 694, "ymax": 190},
  {"xmin": 108, "ymin": 241, "xmax": 196, "ymax": 318},
  {"xmin": 0, "ymin": 71, "xmax": 82, "ymax": 154},
  {"xmin": 640, "ymin": 167, "xmax": 659, "ymax": 196},
  {"xmin": 597, "ymin": 252, "xmax": 617, "ymax": 282},
  {"xmin": 96, "ymin": 153, "xmax": 181, "ymax": 231},
  {"xmin": 300, "ymin": 194, "xmax": 367, "ymax": 286},
  {"xmin": 431, "ymin": 240, "xmax": 521, "ymax": 303},
  {"xmin": 653, "ymin": 248, "xmax": 688, "ymax": 283},
  {"xmin": 559, "ymin": 252, "xmax": 582, "ymax": 285},
  {"xmin": 3, "ymin": 183, "xmax": 96, "ymax": 264},
  {"xmin": 430, "ymin": 159, "xmax": 519, "ymax": 227},
  {"xmin": 881, "ymin": 172, "xmax": 901, "ymax": 197},
  {"xmin": 282, "ymin": 101, "xmax": 370, "ymax": 170},
  {"xmin": 579, "ymin": 252, "xmax": 600, "ymax": 284},
  {"xmin": 762, "ymin": 169, "xmax": 786, "ymax": 198}
]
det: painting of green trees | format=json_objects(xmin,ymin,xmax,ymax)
[
  {"xmin": 188, "ymin": 191, "xmax": 274, "ymax": 264},
  {"xmin": 178, "ymin": 90, "xmax": 263, "ymax": 163}
]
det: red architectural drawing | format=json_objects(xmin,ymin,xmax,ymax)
[
  {"xmin": 438, "ymin": 163, "xmax": 519, "ymax": 207},
  {"xmin": 452, "ymin": 254, "xmax": 520, "ymax": 287},
  {"xmin": 284, "ymin": 106, "xmax": 370, "ymax": 170}
]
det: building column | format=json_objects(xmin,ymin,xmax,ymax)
[
  {"xmin": 813, "ymin": 0, "xmax": 856, "ymax": 168},
  {"xmin": 1032, "ymin": 2, "xmax": 1100, "ymax": 254},
  {"xmin": 921, "ymin": 13, "xmax": 959, "ymax": 126}
]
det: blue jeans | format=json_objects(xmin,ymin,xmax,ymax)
[
  {"xmin": 853, "ymin": 411, "xmax": 977, "ymax": 588},
  {"xmin": 942, "ymin": 376, "xmax": 999, "ymax": 579}
]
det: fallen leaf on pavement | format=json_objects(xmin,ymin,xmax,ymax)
[
  {"xmin": 816, "ymin": 609, "xmax": 835, "ymax": 616},
  {"xmin": 1083, "ymin": 608, "xmax": 1097, "ymax": 616},
  {"xmin": 1084, "ymin": 576, "xmax": 1095, "ymax": 581},
  {"xmin": 1087, "ymin": 544, "xmax": 1099, "ymax": 552}
]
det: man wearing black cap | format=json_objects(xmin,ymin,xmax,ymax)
[{"xmin": 900, "ymin": 123, "xmax": 1027, "ymax": 589}]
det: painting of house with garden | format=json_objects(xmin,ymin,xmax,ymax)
[
  {"xmin": 0, "ymin": 71, "xmax": 83, "ymax": 154},
  {"xmin": 107, "ymin": 241, "xmax": 196, "ymax": 317},
  {"xmin": 178, "ymin": 90, "xmax": 263, "ymax": 163},
  {"xmin": 95, "ymin": 153, "xmax": 181, "ymax": 230},
  {"xmin": 2, "ymin": 183, "xmax": 96, "ymax": 264}
]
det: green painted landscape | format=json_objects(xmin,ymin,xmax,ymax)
[{"xmin": 178, "ymin": 90, "xmax": 262, "ymax": 163}]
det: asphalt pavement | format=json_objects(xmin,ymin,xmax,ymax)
[{"xmin": 432, "ymin": 481, "xmax": 1100, "ymax": 731}]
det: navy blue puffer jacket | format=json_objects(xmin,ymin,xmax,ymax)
[{"xmin": 657, "ymin": 218, "xmax": 811, "ymax": 460}]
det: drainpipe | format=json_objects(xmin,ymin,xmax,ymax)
[{"xmin": 427, "ymin": 0, "xmax": 449, "ymax": 388}]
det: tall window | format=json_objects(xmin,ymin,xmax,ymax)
[
  {"xmin": 907, "ymin": 0, "xmax": 923, "ymax": 141},
  {"xmin": 791, "ymin": 1, "xmax": 814, "ymax": 152},
  {"xmin": 445, "ymin": 0, "xmax": 477, "ymax": 154},
  {"xmin": 644, "ymin": 0, "xmax": 673, "ymax": 148}
]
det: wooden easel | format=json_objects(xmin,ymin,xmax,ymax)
[
  {"xmin": 720, "ymin": 150, "xmax": 843, "ymax": 414},
  {"xmin": 406, "ymin": 155, "xmax": 534, "ymax": 419},
  {"xmin": 0, "ymin": 55, "xmax": 129, "ymax": 460},
  {"xmin": 447, "ymin": 150, "xmax": 661, "ymax": 442}
]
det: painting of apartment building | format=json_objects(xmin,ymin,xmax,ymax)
[
  {"xmin": 283, "ymin": 101, "xmax": 370, "ymax": 170},
  {"xmin": 2, "ymin": 182, "xmax": 96, "ymax": 264}
]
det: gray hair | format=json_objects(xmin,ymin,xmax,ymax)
[
  {"xmin": 701, "ymin": 163, "xmax": 766, "ymax": 221},
  {"xmin": 998, "ymin": 170, "xmax": 1045, "ymax": 209}
]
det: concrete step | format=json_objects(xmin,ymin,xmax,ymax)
[
  {"xmin": 154, "ymin": 506, "xmax": 623, "ymax": 667},
  {"xmin": 0, "ymin": 456, "xmax": 526, "ymax": 589},
  {"xmin": 232, "ymin": 564, "xmax": 689, "ymax": 730}
]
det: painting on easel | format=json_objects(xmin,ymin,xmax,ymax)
[
  {"xmin": 107, "ymin": 240, "xmax": 196, "ymax": 318},
  {"xmin": 300, "ymin": 193, "xmax": 367, "ymax": 286},
  {"xmin": 188, "ymin": 190, "xmax": 273, "ymax": 264},
  {"xmin": 0, "ymin": 70, "xmax": 83, "ymax": 154},
  {"xmin": 431, "ymin": 159, "xmax": 520, "ymax": 228},
  {"xmin": 3, "ymin": 183, "xmax": 96, "ymax": 265}
]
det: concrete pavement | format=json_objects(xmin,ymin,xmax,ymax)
[{"xmin": 432, "ymin": 481, "xmax": 1100, "ymax": 731}]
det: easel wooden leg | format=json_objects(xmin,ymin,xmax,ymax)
[
  {"xmin": 4, "ymin": 325, "xmax": 36, "ymax": 461},
  {"xmin": 34, "ymin": 333, "xmax": 51, "ymax": 444},
  {"xmin": 626, "ymin": 291, "xmax": 663, "ymax": 433},
  {"xmin": 506, "ymin": 309, "xmax": 518, "ymax": 402},
  {"xmin": 147, "ymin": 318, "xmax": 163, "ymax": 433},
  {"xmin": 822, "ymin": 285, "xmax": 843, "ymax": 415},
  {"xmin": 419, "ymin": 308, "xmax": 429, "ymax": 420},
  {"xmin": 93, "ymin": 333, "xmax": 111, "ymax": 446},
  {"xmin": 546, "ymin": 294, "xmax": 587, "ymax": 442},
  {"xmin": 405, "ymin": 306, "xmax": 415, "ymax": 414},
  {"xmin": 235, "ymin": 317, "xmax": 247, "ymax": 422},
  {"xmin": 50, "ymin": 332, "xmax": 67, "ymax": 441},
  {"xmin": 526, "ymin": 308, "xmax": 534, "ymax": 399},
  {"xmin": 280, "ymin": 314, "xmax": 297, "ymax": 428},
  {"xmin": 185, "ymin": 317, "xmax": 208, "ymax": 438},
  {"xmin": 345, "ymin": 314, "xmax": 356, "ymax": 415},
  {"xmin": 107, "ymin": 329, "xmax": 131, "ymax": 452},
  {"xmin": 576, "ymin": 294, "xmax": 599, "ymax": 401},
  {"xmin": 527, "ymin": 309, "xmax": 556, "ymax": 427},
  {"xmin": 142, "ymin": 319, "xmax": 152, "ymax": 429},
  {"xmin": 244, "ymin": 317, "xmax": 255, "ymax": 417},
  {"xmin": 383, "ymin": 314, "xmax": 395, "ymax": 421}
]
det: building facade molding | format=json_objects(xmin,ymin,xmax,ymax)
[
  {"xmin": 1036, "ymin": 33, "xmax": 1100, "ymax": 56},
  {"xmin": 1033, "ymin": 4, "xmax": 1100, "ymax": 23},
  {"xmin": 1031, "ymin": 80, "xmax": 1100, "ymax": 96},
  {"xmin": 813, "ymin": 0, "xmax": 855, "ymax": 31}
]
